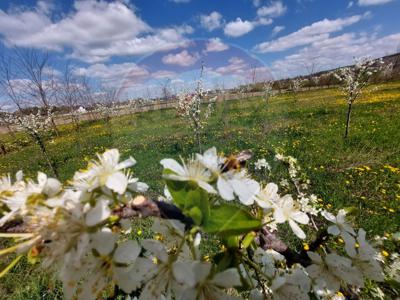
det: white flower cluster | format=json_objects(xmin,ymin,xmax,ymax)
[
  {"xmin": 254, "ymin": 158, "xmax": 271, "ymax": 171},
  {"xmin": 247, "ymin": 209, "xmax": 386, "ymax": 299},
  {"xmin": 274, "ymin": 152, "xmax": 319, "ymax": 216},
  {"xmin": 263, "ymin": 81, "xmax": 274, "ymax": 103},
  {"xmin": 176, "ymin": 76, "xmax": 216, "ymax": 141},
  {"xmin": 291, "ymin": 78, "xmax": 304, "ymax": 93},
  {"xmin": 0, "ymin": 149, "xmax": 147, "ymax": 299},
  {"xmin": 95, "ymin": 102, "xmax": 118, "ymax": 121},
  {"xmin": 0, "ymin": 147, "xmax": 397, "ymax": 300},
  {"xmin": 3, "ymin": 107, "xmax": 54, "ymax": 135},
  {"xmin": 162, "ymin": 147, "xmax": 261, "ymax": 205},
  {"xmin": 334, "ymin": 57, "xmax": 384, "ymax": 105}
]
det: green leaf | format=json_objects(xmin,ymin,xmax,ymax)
[
  {"xmin": 188, "ymin": 206, "xmax": 202, "ymax": 225},
  {"xmin": 165, "ymin": 179, "xmax": 210, "ymax": 225},
  {"xmin": 203, "ymin": 203, "xmax": 262, "ymax": 236},
  {"xmin": 223, "ymin": 235, "xmax": 240, "ymax": 248},
  {"xmin": 242, "ymin": 231, "xmax": 256, "ymax": 249}
]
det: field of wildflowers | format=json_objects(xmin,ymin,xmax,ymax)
[{"xmin": 0, "ymin": 81, "xmax": 399, "ymax": 299}]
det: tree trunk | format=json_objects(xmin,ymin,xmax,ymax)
[
  {"xmin": 32, "ymin": 131, "xmax": 59, "ymax": 178},
  {"xmin": 0, "ymin": 142, "xmax": 6, "ymax": 155},
  {"xmin": 50, "ymin": 116, "xmax": 59, "ymax": 137},
  {"xmin": 344, "ymin": 102, "xmax": 352, "ymax": 139}
]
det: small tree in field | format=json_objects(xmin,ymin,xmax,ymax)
[
  {"xmin": 176, "ymin": 64, "xmax": 215, "ymax": 151},
  {"xmin": 335, "ymin": 57, "xmax": 384, "ymax": 138},
  {"xmin": 4, "ymin": 108, "xmax": 58, "ymax": 177},
  {"xmin": 291, "ymin": 77, "xmax": 303, "ymax": 101}
]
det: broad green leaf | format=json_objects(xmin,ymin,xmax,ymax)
[
  {"xmin": 165, "ymin": 179, "xmax": 210, "ymax": 225},
  {"xmin": 203, "ymin": 203, "xmax": 262, "ymax": 236},
  {"xmin": 188, "ymin": 206, "xmax": 202, "ymax": 225}
]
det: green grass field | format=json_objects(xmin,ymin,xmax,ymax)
[{"xmin": 1, "ymin": 82, "xmax": 400, "ymax": 299}]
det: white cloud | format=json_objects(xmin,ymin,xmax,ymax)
[
  {"xmin": 200, "ymin": 11, "xmax": 223, "ymax": 31},
  {"xmin": 255, "ymin": 14, "xmax": 365, "ymax": 52},
  {"xmin": 204, "ymin": 38, "xmax": 229, "ymax": 52},
  {"xmin": 170, "ymin": 0, "xmax": 191, "ymax": 3},
  {"xmin": 0, "ymin": 1, "xmax": 193, "ymax": 63},
  {"xmin": 358, "ymin": 0, "xmax": 394, "ymax": 6},
  {"xmin": 224, "ymin": 18, "xmax": 255, "ymax": 37},
  {"xmin": 272, "ymin": 25, "xmax": 285, "ymax": 36},
  {"xmin": 162, "ymin": 50, "xmax": 200, "ymax": 67},
  {"xmin": 270, "ymin": 32, "xmax": 400, "ymax": 78},
  {"xmin": 254, "ymin": 17, "xmax": 273, "ymax": 26},
  {"xmin": 151, "ymin": 70, "xmax": 177, "ymax": 79},
  {"xmin": 257, "ymin": 1, "xmax": 287, "ymax": 18},
  {"xmin": 214, "ymin": 57, "xmax": 248, "ymax": 75},
  {"xmin": 74, "ymin": 63, "xmax": 149, "ymax": 81},
  {"xmin": 70, "ymin": 26, "xmax": 193, "ymax": 63}
]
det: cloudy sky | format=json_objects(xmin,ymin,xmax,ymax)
[{"xmin": 0, "ymin": 0, "xmax": 399, "ymax": 99}]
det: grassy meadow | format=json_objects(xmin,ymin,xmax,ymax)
[{"xmin": 0, "ymin": 81, "xmax": 400, "ymax": 299}]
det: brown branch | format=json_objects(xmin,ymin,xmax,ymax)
[{"xmin": 257, "ymin": 226, "xmax": 330, "ymax": 267}]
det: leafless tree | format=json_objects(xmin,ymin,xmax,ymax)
[
  {"xmin": 145, "ymin": 86, "xmax": 153, "ymax": 102},
  {"xmin": 0, "ymin": 54, "xmax": 25, "ymax": 112},
  {"xmin": 55, "ymin": 62, "xmax": 85, "ymax": 128},
  {"xmin": 392, "ymin": 43, "xmax": 400, "ymax": 77},
  {"xmin": 302, "ymin": 57, "xmax": 320, "ymax": 89},
  {"xmin": 12, "ymin": 48, "xmax": 59, "ymax": 134},
  {"xmin": 158, "ymin": 78, "xmax": 172, "ymax": 101}
]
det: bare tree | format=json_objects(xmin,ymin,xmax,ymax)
[
  {"xmin": 157, "ymin": 78, "xmax": 171, "ymax": 101},
  {"xmin": 12, "ymin": 48, "xmax": 59, "ymax": 134},
  {"xmin": 0, "ymin": 54, "xmax": 25, "ymax": 112},
  {"xmin": 78, "ymin": 76, "xmax": 98, "ymax": 121},
  {"xmin": 56, "ymin": 62, "xmax": 85, "ymax": 128},
  {"xmin": 302, "ymin": 57, "xmax": 320, "ymax": 89},
  {"xmin": 392, "ymin": 43, "xmax": 400, "ymax": 78}
]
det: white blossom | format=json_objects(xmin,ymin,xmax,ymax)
[
  {"xmin": 254, "ymin": 158, "xmax": 271, "ymax": 170},
  {"xmin": 273, "ymin": 194, "xmax": 309, "ymax": 239},
  {"xmin": 73, "ymin": 149, "xmax": 145, "ymax": 195}
]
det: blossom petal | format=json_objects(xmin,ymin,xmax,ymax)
[
  {"xmin": 172, "ymin": 261, "xmax": 196, "ymax": 287},
  {"xmin": 211, "ymin": 268, "xmax": 241, "ymax": 287},
  {"xmin": 289, "ymin": 219, "xmax": 306, "ymax": 239},
  {"xmin": 327, "ymin": 225, "xmax": 340, "ymax": 236},
  {"xmin": 307, "ymin": 251, "xmax": 323, "ymax": 264},
  {"xmin": 43, "ymin": 178, "xmax": 62, "ymax": 197},
  {"xmin": 116, "ymin": 157, "xmax": 136, "ymax": 170},
  {"xmin": 129, "ymin": 181, "xmax": 149, "ymax": 192},
  {"xmin": 273, "ymin": 206, "xmax": 286, "ymax": 223},
  {"xmin": 114, "ymin": 257, "xmax": 156, "ymax": 294},
  {"xmin": 233, "ymin": 179, "xmax": 260, "ymax": 206},
  {"xmin": 160, "ymin": 159, "xmax": 185, "ymax": 175},
  {"xmin": 85, "ymin": 199, "xmax": 111, "ymax": 227},
  {"xmin": 101, "ymin": 149, "xmax": 120, "ymax": 166},
  {"xmin": 217, "ymin": 177, "xmax": 234, "ymax": 201},
  {"xmin": 321, "ymin": 210, "xmax": 336, "ymax": 223},
  {"xmin": 192, "ymin": 261, "xmax": 212, "ymax": 282},
  {"xmin": 91, "ymin": 230, "xmax": 117, "ymax": 255},
  {"xmin": 141, "ymin": 239, "xmax": 168, "ymax": 262},
  {"xmin": 198, "ymin": 180, "xmax": 217, "ymax": 194},
  {"xmin": 106, "ymin": 171, "xmax": 128, "ymax": 194},
  {"xmin": 291, "ymin": 211, "xmax": 309, "ymax": 225},
  {"xmin": 114, "ymin": 240, "xmax": 141, "ymax": 264}
]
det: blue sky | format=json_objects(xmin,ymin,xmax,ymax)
[{"xmin": 0, "ymin": 0, "xmax": 399, "ymax": 99}]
